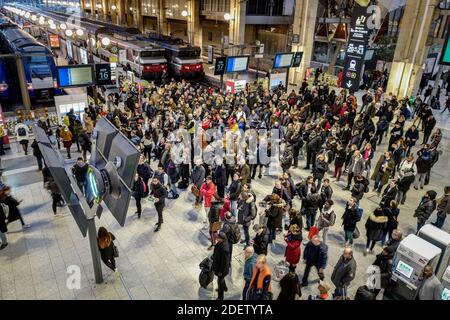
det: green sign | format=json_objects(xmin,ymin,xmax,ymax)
[{"xmin": 440, "ymin": 27, "xmax": 450, "ymax": 66}]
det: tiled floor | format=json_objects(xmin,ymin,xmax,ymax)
[{"xmin": 0, "ymin": 102, "xmax": 449, "ymax": 300}]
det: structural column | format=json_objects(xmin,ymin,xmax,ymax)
[
  {"xmin": 187, "ymin": 0, "xmax": 202, "ymax": 48},
  {"xmin": 386, "ymin": 0, "xmax": 439, "ymax": 98},
  {"xmin": 89, "ymin": 0, "xmax": 95, "ymax": 18},
  {"xmin": 289, "ymin": 0, "xmax": 319, "ymax": 85},
  {"xmin": 229, "ymin": 0, "xmax": 246, "ymax": 55},
  {"xmin": 157, "ymin": 0, "xmax": 168, "ymax": 34},
  {"xmin": 117, "ymin": 0, "xmax": 127, "ymax": 26}
]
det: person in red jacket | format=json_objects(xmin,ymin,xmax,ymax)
[
  {"xmin": 200, "ymin": 176, "xmax": 216, "ymax": 230},
  {"xmin": 284, "ymin": 224, "xmax": 302, "ymax": 272}
]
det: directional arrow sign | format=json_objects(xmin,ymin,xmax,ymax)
[{"xmin": 346, "ymin": 81, "xmax": 353, "ymax": 88}]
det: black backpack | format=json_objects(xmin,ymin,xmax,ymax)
[
  {"xmin": 18, "ymin": 127, "xmax": 27, "ymax": 136},
  {"xmin": 198, "ymin": 256, "xmax": 214, "ymax": 289}
]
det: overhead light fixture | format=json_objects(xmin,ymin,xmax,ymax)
[
  {"xmin": 224, "ymin": 13, "xmax": 232, "ymax": 21},
  {"xmin": 181, "ymin": 10, "xmax": 189, "ymax": 17},
  {"xmin": 101, "ymin": 37, "xmax": 111, "ymax": 46},
  {"xmin": 60, "ymin": 23, "xmax": 67, "ymax": 30},
  {"xmin": 65, "ymin": 29, "xmax": 73, "ymax": 37}
]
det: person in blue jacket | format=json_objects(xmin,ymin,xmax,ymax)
[
  {"xmin": 301, "ymin": 234, "xmax": 328, "ymax": 287},
  {"xmin": 242, "ymin": 246, "xmax": 257, "ymax": 300}
]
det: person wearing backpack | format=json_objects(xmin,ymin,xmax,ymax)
[
  {"xmin": 221, "ymin": 211, "xmax": 240, "ymax": 268},
  {"xmin": 396, "ymin": 155, "xmax": 417, "ymax": 205},
  {"xmin": 433, "ymin": 186, "xmax": 450, "ymax": 229},
  {"xmin": 317, "ymin": 200, "xmax": 335, "ymax": 245},
  {"xmin": 342, "ymin": 197, "xmax": 359, "ymax": 247},
  {"xmin": 212, "ymin": 232, "xmax": 230, "ymax": 300},
  {"xmin": 132, "ymin": 174, "xmax": 146, "ymax": 219},
  {"xmin": 15, "ymin": 121, "xmax": 29, "ymax": 155},
  {"xmin": 414, "ymin": 145, "xmax": 431, "ymax": 190},
  {"xmin": 413, "ymin": 190, "xmax": 437, "ymax": 232}
]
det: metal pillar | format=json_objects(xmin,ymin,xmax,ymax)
[
  {"xmin": 87, "ymin": 218, "xmax": 103, "ymax": 284},
  {"xmin": 15, "ymin": 55, "xmax": 31, "ymax": 110},
  {"xmin": 221, "ymin": 31, "xmax": 225, "ymax": 92}
]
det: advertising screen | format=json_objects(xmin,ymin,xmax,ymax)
[
  {"xmin": 226, "ymin": 56, "xmax": 249, "ymax": 73},
  {"xmin": 48, "ymin": 34, "xmax": 60, "ymax": 49},
  {"xmin": 273, "ymin": 53, "xmax": 294, "ymax": 69},
  {"xmin": 57, "ymin": 65, "xmax": 94, "ymax": 88},
  {"xmin": 396, "ymin": 260, "xmax": 414, "ymax": 279},
  {"xmin": 95, "ymin": 64, "xmax": 112, "ymax": 86}
]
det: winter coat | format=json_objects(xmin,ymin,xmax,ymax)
[
  {"xmin": 244, "ymin": 253, "xmax": 257, "ymax": 281},
  {"xmin": 137, "ymin": 162, "xmax": 152, "ymax": 183},
  {"xmin": 437, "ymin": 194, "xmax": 450, "ymax": 218},
  {"xmin": 313, "ymin": 159, "xmax": 328, "ymax": 180},
  {"xmin": 384, "ymin": 207, "xmax": 399, "ymax": 231},
  {"xmin": 212, "ymin": 239, "xmax": 230, "ymax": 277},
  {"xmin": 132, "ymin": 177, "xmax": 145, "ymax": 199},
  {"xmin": 415, "ymin": 154, "xmax": 430, "ymax": 174},
  {"xmin": 228, "ymin": 180, "xmax": 242, "ymax": 201},
  {"xmin": 334, "ymin": 149, "xmax": 347, "ymax": 167},
  {"xmin": 331, "ymin": 256, "xmax": 357, "ymax": 288},
  {"xmin": 71, "ymin": 163, "xmax": 89, "ymax": 183},
  {"xmin": 98, "ymin": 233, "xmax": 116, "ymax": 261},
  {"xmin": 266, "ymin": 199, "xmax": 285, "ymax": 230},
  {"xmin": 200, "ymin": 182, "xmax": 216, "ymax": 208},
  {"xmin": 297, "ymin": 182, "xmax": 317, "ymax": 199},
  {"xmin": 342, "ymin": 204, "xmax": 359, "ymax": 232},
  {"xmin": 239, "ymin": 164, "xmax": 251, "ymax": 184},
  {"xmin": 347, "ymin": 155, "xmax": 365, "ymax": 176},
  {"xmin": 0, "ymin": 204, "xmax": 7, "ymax": 233},
  {"xmin": 31, "ymin": 140, "xmax": 42, "ymax": 158},
  {"xmin": 191, "ymin": 165, "xmax": 206, "ymax": 189},
  {"xmin": 380, "ymin": 186, "xmax": 398, "ymax": 208},
  {"xmin": 303, "ymin": 241, "xmax": 328, "ymax": 269},
  {"xmin": 351, "ymin": 180, "xmax": 367, "ymax": 201},
  {"xmin": 253, "ymin": 228, "xmax": 269, "ymax": 255},
  {"xmin": 238, "ymin": 194, "xmax": 257, "ymax": 227},
  {"xmin": 371, "ymin": 156, "xmax": 395, "ymax": 186},
  {"xmin": 303, "ymin": 193, "xmax": 322, "ymax": 212},
  {"xmin": 214, "ymin": 165, "xmax": 227, "ymax": 186},
  {"xmin": 307, "ymin": 135, "xmax": 322, "ymax": 153},
  {"xmin": 365, "ymin": 212, "xmax": 388, "ymax": 242},
  {"xmin": 208, "ymin": 201, "xmax": 222, "ymax": 224},
  {"xmin": 317, "ymin": 208, "xmax": 336, "ymax": 230},
  {"xmin": 284, "ymin": 232, "xmax": 302, "ymax": 265},
  {"xmin": 150, "ymin": 182, "xmax": 168, "ymax": 206},
  {"xmin": 414, "ymin": 196, "xmax": 437, "ymax": 224}
]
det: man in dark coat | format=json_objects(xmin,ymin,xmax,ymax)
[
  {"xmin": 253, "ymin": 224, "xmax": 269, "ymax": 255},
  {"xmin": 305, "ymin": 132, "xmax": 322, "ymax": 170},
  {"xmin": 132, "ymin": 174, "xmax": 146, "ymax": 219},
  {"xmin": 150, "ymin": 176, "xmax": 168, "ymax": 232},
  {"xmin": 331, "ymin": 247, "xmax": 357, "ymax": 298},
  {"xmin": 413, "ymin": 190, "xmax": 437, "ymax": 232},
  {"xmin": 213, "ymin": 159, "xmax": 227, "ymax": 199},
  {"xmin": 212, "ymin": 232, "xmax": 230, "ymax": 300},
  {"xmin": 380, "ymin": 180, "xmax": 398, "ymax": 208},
  {"xmin": 31, "ymin": 139, "xmax": 43, "ymax": 170},
  {"xmin": 192, "ymin": 158, "xmax": 206, "ymax": 206},
  {"xmin": 301, "ymin": 235, "xmax": 328, "ymax": 287}
]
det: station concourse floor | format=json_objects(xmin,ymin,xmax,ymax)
[{"xmin": 0, "ymin": 96, "xmax": 449, "ymax": 300}]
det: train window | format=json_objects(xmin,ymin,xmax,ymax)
[{"xmin": 140, "ymin": 51, "xmax": 164, "ymax": 58}]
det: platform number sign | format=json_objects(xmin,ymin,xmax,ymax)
[
  {"xmin": 341, "ymin": 4, "xmax": 372, "ymax": 91},
  {"xmin": 95, "ymin": 64, "xmax": 112, "ymax": 86},
  {"xmin": 214, "ymin": 57, "xmax": 227, "ymax": 76}
]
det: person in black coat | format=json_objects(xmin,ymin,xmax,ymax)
[
  {"xmin": 136, "ymin": 155, "xmax": 152, "ymax": 195},
  {"xmin": 132, "ymin": 174, "xmax": 145, "ymax": 218},
  {"xmin": 253, "ymin": 224, "xmax": 269, "ymax": 255},
  {"xmin": 313, "ymin": 154, "xmax": 328, "ymax": 189},
  {"xmin": 342, "ymin": 197, "xmax": 359, "ymax": 246},
  {"xmin": 0, "ymin": 186, "xmax": 29, "ymax": 229},
  {"xmin": 364, "ymin": 208, "xmax": 388, "ymax": 254},
  {"xmin": 0, "ymin": 202, "xmax": 8, "ymax": 249},
  {"xmin": 382, "ymin": 201, "xmax": 400, "ymax": 244},
  {"xmin": 305, "ymin": 133, "xmax": 322, "ymax": 170},
  {"xmin": 71, "ymin": 158, "xmax": 89, "ymax": 196},
  {"xmin": 213, "ymin": 159, "xmax": 227, "ymax": 199},
  {"xmin": 380, "ymin": 180, "xmax": 398, "ymax": 208},
  {"xmin": 78, "ymin": 129, "xmax": 91, "ymax": 161},
  {"xmin": 351, "ymin": 175, "xmax": 368, "ymax": 202},
  {"xmin": 371, "ymin": 247, "xmax": 394, "ymax": 297},
  {"xmin": 97, "ymin": 227, "xmax": 117, "ymax": 272},
  {"xmin": 31, "ymin": 139, "xmax": 43, "ymax": 170},
  {"xmin": 150, "ymin": 176, "xmax": 168, "ymax": 232},
  {"xmin": 213, "ymin": 232, "xmax": 230, "ymax": 300}
]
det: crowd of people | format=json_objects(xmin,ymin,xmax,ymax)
[{"xmin": 0, "ymin": 74, "xmax": 449, "ymax": 301}]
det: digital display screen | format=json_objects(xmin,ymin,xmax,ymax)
[
  {"xmin": 226, "ymin": 56, "xmax": 249, "ymax": 73},
  {"xmin": 95, "ymin": 64, "xmax": 112, "ymax": 86},
  {"xmin": 80, "ymin": 48, "xmax": 89, "ymax": 65},
  {"xmin": 57, "ymin": 65, "xmax": 94, "ymax": 88},
  {"xmin": 396, "ymin": 260, "xmax": 414, "ymax": 279},
  {"xmin": 441, "ymin": 25, "xmax": 450, "ymax": 66},
  {"xmin": 48, "ymin": 34, "xmax": 60, "ymax": 49},
  {"xmin": 273, "ymin": 53, "xmax": 294, "ymax": 69}
]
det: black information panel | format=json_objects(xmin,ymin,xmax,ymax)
[
  {"xmin": 341, "ymin": 4, "xmax": 371, "ymax": 91},
  {"xmin": 291, "ymin": 52, "xmax": 303, "ymax": 68},
  {"xmin": 214, "ymin": 57, "xmax": 227, "ymax": 75},
  {"xmin": 95, "ymin": 63, "xmax": 112, "ymax": 86}
]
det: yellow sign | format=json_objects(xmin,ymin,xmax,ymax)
[{"xmin": 109, "ymin": 56, "xmax": 118, "ymax": 63}]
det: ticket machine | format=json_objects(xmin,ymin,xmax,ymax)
[
  {"xmin": 418, "ymin": 224, "xmax": 450, "ymax": 280},
  {"xmin": 384, "ymin": 234, "xmax": 441, "ymax": 300},
  {"xmin": 442, "ymin": 266, "xmax": 450, "ymax": 300}
]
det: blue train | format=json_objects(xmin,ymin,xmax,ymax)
[
  {"xmin": 0, "ymin": 20, "xmax": 60, "ymax": 102},
  {"xmin": 0, "ymin": 58, "xmax": 9, "ymax": 100}
]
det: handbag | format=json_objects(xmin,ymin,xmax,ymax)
[
  {"xmin": 113, "ymin": 245, "xmax": 119, "ymax": 258},
  {"xmin": 210, "ymin": 221, "xmax": 222, "ymax": 232},
  {"xmin": 353, "ymin": 226, "xmax": 360, "ymax": 239},
  {"xmin": 191, "ymin": 185, "xmax": 200, "ymax": 197}
]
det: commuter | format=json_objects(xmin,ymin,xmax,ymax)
[
  {"xmin": 242, "ymin": 246, "xmax": 257, "ymax": 300},
  {"xmin": 331, "ymin": 247, "xmax": 357, "ymax": 299},
  {"xmin": 247, "ymin": 255, "xmax": 273, "ymax": 300},
  {"xmin": 301, "ymin": 235, "xmax": 328, "ymax": 287},
  {"xmin": 212, "ymin": 232, "xmax": 230, "ymax": 300},
  {"xmin": 97, "ymin": 226, "xmax": 118, "ymax": 272}
]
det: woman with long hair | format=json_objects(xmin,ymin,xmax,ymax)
[{"xmin": 97, "ymin": 227, "xmax": 118, "ymax": 272}]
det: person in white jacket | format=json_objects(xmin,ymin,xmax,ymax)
[{"xmin": 14, "ymin": 122, "xmax": 30, "ymax": 155}]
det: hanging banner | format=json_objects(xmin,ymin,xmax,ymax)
[
  {"xmin": 48, "ymin": 34, "xmax": 60, "ymax": 49},
  {"xmin": 341, "ymin": 4, "xmax": 372, "ymax": 90}
]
